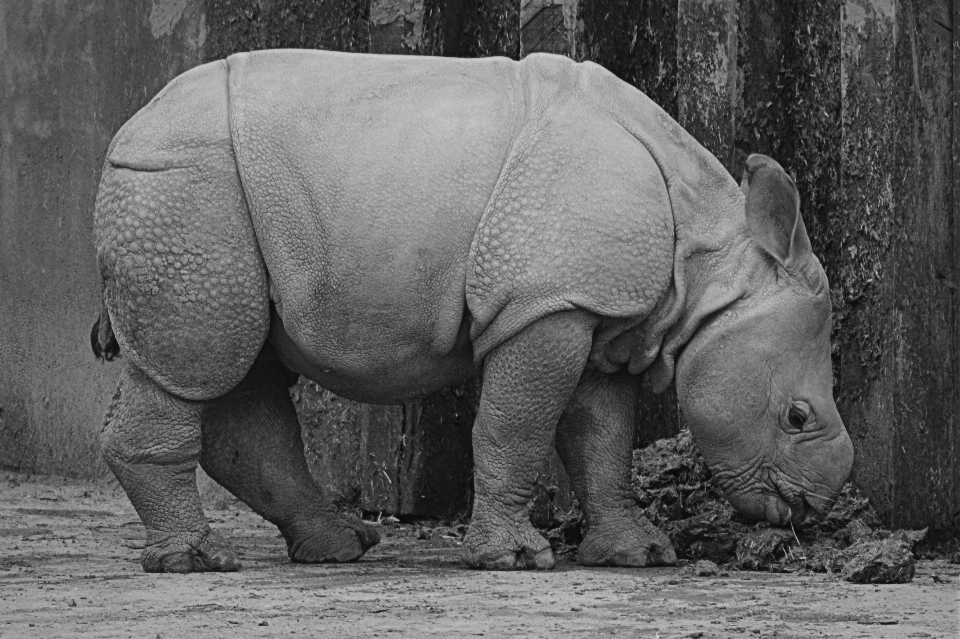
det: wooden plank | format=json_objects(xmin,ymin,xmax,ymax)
[
  {"xmin": 291, "ymin": 0, "xmax": 478, "ymax": 517},
  {"xmin": 676, "ymin": 0, "xmax": 739, "ymax": 172},
  {"xmin": 369, "ymin": 0, "xmax": 426, "ymax": 54},
  {"xmin": 203, "ymin": 0, "xmax": 371, "ymax": 56},
  {"xmin": 838, "ymin": 0, "xmax": 899, "ymax": 523},
  {"xmin": 886, "ymin": 0, "xmax": 956, "ymax": 530},
  {"xmin": 453, "ymin": 0, "xmax": 521, "ymax": 59},
  {"xmin": 953, "ymin": 0, "xmax": 960, "ymax": 535},
  {"xmin": 732, "ymin": 0, "xmax": 845, "ymax": 372},
  {"xmin": 289, "ymin": 0, "xmax": 523, "ymax": 517},
  {"xmin": 293, "ymin": 381, "xmax": 370, "ymax": 508},
  {"xmin": 396, "ymin": 384, "xmax": 476, "ymax": 516},
  {"xmin": 839, "ymin": 0, "xmax": 958, "ymax": 530},
  {"xmin": 732, "ymin": 0, "xmax": 785, "ymax": 175},
  {"xmin": 576, "ymin": 0, "xmax": 679, "ymax": 117},
  {"xmin": 520, "ymin": 0, "xmax": 578, "ymax": 57}
]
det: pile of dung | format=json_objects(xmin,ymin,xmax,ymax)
[
  {"xmin": 630, "ymin": 430, "xmax": 930, "ymax": 581},
  {"xmin": 537, "ymin": 430, "xmax": 929, "ymax": 582},
  {"xmin": 538, "ymin": 502, "xmax": 585, "ymax": 559},
  {"xmin": 632, "ymin": 430, "xmax": 750, "ymax": 565},
  {"xmin": 839, "ymin": 529, "xmax": 927, "ymax": 584}
]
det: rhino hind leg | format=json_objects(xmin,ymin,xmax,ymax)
[
  {"xmin": 200, "ymin": 345, "xmax": 380, "ymax": 563},
  {"xmin": 556, "ymin": 372, "xmax": 677, "ymax": 567},
  {"xmin": 94, "ymin": 137, "xmax": 272, "ymax": 571},
  {"xmin": 102, "ymin": 365, "xmax": 242, "ymax": 573}
]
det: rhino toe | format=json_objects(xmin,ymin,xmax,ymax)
[
  {"xmin": 460, "ymin": 522, "xmax": 556, "ymax": 571},
  {"xmin": 461, "ymin": 545, "xmax": 556, "ymax": 571},
  {"xmin": 141, "ymin": 530, "xmax": 241, "ymax": 573},
  {"xmin": 577, "ymin": 513, "xmax": 677, "ymax": 567},
  {"xmin": 287, "ymin": 519, "xmax": 380, "ymax": 564}
]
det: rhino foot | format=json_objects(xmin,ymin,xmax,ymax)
[
  {"xmin": 577, "ymin": 513, "xmax": 677, "ymax": 567},
  {"xmin": 141, "ymin": 530, "xmax": 241, "ymax": 573},
  {"xmin": 461, "ymin": 522, "xmax": 555, "ymax": 570},
  {"xmin": 461, "ymin": 545, "xmax": 555, "ymax": 571},
  {"xmin": 285, "ymin": 516, "xmax": 380, "ymax": 564}
]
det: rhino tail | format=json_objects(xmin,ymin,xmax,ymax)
[{"xmin": 91, "ymin": 303, "xmax": 120, "ymax": 362}]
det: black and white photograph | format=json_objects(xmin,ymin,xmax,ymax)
[{"xmin": 0, "ymin": 0, "xmax": 957, "ymax": 637}]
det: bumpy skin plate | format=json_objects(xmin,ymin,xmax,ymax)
[{"xmin": 96, "ymin": 60, "xmax": 269, "ymax": 401}]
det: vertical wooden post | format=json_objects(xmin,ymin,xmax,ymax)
[
  {"xmin": 454, "ymin": 0, "xmax": 521, "ymax": 59},
  {"xmin": 952, "ymin": 0, "xmax": 960, "ymax": 534},
  {"xmin": 369, "ymin": 0, "xmax": 427, "ymax": 54},
  {"xmin": 839, "ymin": 0, "xmax": 959, "ymax": 529},
  {"xmin": 676, "ymin": 0, "xmax": 739, "ymax": 173},
  {"xmin": 732, "ymin": 0, "xmax": 786, "ymax": 175},
  {"xmin": 885, "ymin": 0, "xmax": 958, "ymax": 529},
  {"xmin": 838, "ymin": 0, "xmax": 899, "ymax": 524},
  {"xmin": 519, "ymin": 0, "xmax": 579, "ymax": 57},
  {"xmin": 576, "ymin": 0, "xmax": 679, "ymax": 118}
]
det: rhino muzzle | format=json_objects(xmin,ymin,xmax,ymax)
[{"xmin": 762, "ymin": 467, "xmax": 842, "ymax": 527}]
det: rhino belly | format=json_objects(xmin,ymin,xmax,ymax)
[{"xmin": 268, "ymin": 304, "xmax": 475, "ymax": 404}]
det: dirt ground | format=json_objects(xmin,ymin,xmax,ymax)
[{"xmin": 0, "ymin": 471, "xmax": 956, "ymax": 639}]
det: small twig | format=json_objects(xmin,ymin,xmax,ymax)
[{"xmin": 787, "ymin": 508, "xmax": 807, "ymax": 561}]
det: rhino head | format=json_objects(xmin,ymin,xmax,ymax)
[{"xmin": 672, "ymin": 154, "xmax": 854, "ymax": 527}]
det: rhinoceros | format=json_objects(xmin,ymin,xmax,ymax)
[{"xmin": 90, "ymin": 49, "xmax": 854, "ymax": 573}]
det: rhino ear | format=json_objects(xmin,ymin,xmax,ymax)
[{"xmin": 741, "ymin": 154, "xmax": 812, "ymax": 270}]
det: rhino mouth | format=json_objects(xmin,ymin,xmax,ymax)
[
  {"xmin": 715, "ymin": 465, "xmax": 832, "ymax": 526},
  {"xmin": 763, "ymin": 492, "xmax": 807, "ymax": 526},
  {"xmin": 763, "ymin": 469, "xmax": 828, "ymax": 527}
]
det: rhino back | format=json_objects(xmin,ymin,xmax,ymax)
[
  {"xmin": 227, "ymin": 51, "xmax": 521, "ymax": 379},
  {"xmin": 107, "ymin": 60, "xmax": 236, "ymax": 171}
]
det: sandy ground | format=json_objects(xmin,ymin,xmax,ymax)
[{"xmin": 0, "ymin": 471, "xmax": 957, "ymax": 639}]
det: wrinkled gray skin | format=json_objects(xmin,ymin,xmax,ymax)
[{"xmin": 91, "ymin": 50, "xmax": 854, "ymax": 573}]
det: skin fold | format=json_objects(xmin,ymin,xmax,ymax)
[{"xmin": 91, "ymin": 50, "xmax": 853, "ymax": 573}]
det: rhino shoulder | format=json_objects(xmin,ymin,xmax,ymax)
[{"xmin": 466, "ymin": 64, "xmax": 676, "ymax": 360}]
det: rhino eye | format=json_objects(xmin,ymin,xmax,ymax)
[{"xmin": 788, "ymin": 404, "xmax": 809, "ymax": 430}]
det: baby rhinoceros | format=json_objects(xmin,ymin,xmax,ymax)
[{"xmin": 90, "ymin": 50, "xmax": 854, "ymax": 573}]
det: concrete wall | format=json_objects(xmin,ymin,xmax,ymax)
[{"xmin": 0, "ymin": 0, "xmax": 207, "ymax": 475}]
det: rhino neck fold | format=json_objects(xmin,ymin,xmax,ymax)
[
  {"xmin": 641, "ymin": 224, "xmax": 752, "ymax": 393},
  {"xmin": 577, "ymin": 62, "xmax": 751, "ymax": 391}
]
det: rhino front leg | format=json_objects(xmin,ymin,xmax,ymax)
[
  {"xmin": 102, "ymin": 365, "xmax": 241, "ymax": 573},
  {"xmin": 199, "ymin": 346, "xmax": 380, "ymax": 563},
  {"xmin": 556, "ymin": 370, "xmax": 677, "ymax": 567},
  {"xmin": 463, "ymin": 311, "xmax": 595, "ymax": 570},
  {"xmin": 557, "ymin": 371, "xmax": 677, "ymax": 567}
]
